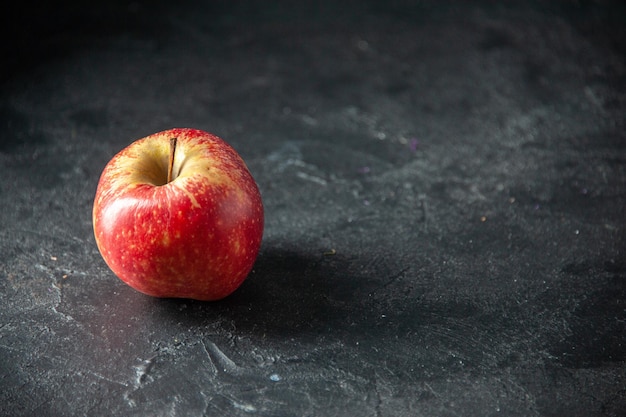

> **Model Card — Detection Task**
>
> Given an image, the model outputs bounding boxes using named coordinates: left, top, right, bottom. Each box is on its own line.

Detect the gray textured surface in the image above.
left=1, top=1, right=625, bottom=416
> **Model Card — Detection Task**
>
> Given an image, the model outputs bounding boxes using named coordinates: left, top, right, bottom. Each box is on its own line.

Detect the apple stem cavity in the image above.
left=167, top=137, right=177, bottom=184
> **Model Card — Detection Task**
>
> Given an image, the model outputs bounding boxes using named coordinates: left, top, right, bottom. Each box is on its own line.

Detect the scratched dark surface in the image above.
left=1, top=1, right=625, bottom=416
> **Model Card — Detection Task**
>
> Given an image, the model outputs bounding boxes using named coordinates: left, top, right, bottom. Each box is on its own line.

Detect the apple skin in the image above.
left=93, top=128, right=264, bottom=301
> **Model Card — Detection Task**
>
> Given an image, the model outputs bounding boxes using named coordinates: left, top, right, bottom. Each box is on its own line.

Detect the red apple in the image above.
left=93, top=128, right=264, bottom=301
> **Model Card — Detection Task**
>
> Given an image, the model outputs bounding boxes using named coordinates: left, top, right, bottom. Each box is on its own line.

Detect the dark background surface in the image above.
left=1, top=1, right=625, bottom=416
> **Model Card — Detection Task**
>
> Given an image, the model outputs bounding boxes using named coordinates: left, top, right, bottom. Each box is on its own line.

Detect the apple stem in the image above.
left=167, top=137, right=177, bottom=183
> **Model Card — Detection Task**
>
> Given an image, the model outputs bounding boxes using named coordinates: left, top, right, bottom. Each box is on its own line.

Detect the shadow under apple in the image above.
left=152, top=244, right=387, bottom=339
